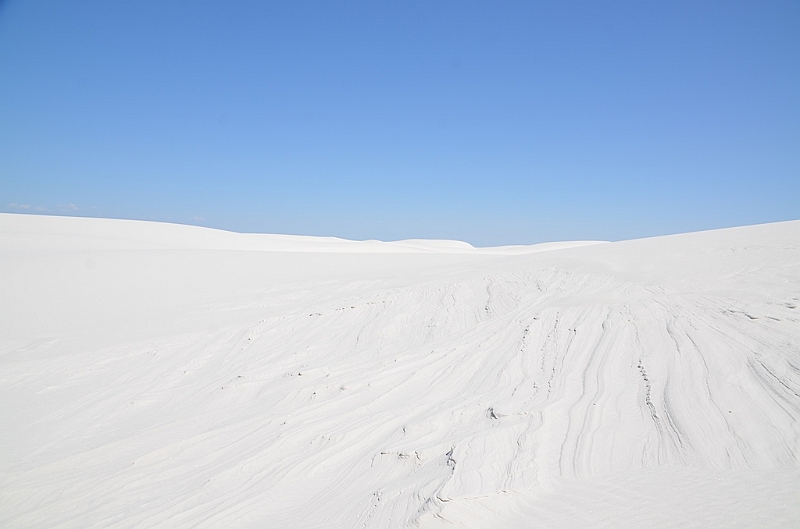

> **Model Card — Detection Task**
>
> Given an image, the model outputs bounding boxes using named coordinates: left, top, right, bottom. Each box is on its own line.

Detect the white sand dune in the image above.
left=1, top=213, right=799, bottom=528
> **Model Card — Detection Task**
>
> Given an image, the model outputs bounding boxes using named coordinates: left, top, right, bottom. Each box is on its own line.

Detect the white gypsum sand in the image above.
left=1, top=213, right=799, bottom=528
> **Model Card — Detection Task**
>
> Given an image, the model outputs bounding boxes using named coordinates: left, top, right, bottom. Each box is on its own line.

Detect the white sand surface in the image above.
left=1, top=213, right=799, bottom=528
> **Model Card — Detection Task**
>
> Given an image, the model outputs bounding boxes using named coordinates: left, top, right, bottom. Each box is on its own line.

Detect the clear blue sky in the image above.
left=1, top=1, right=798, bottom=245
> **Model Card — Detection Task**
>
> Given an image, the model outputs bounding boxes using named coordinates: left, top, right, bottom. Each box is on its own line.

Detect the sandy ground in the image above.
left=1, top=213, right=799, bottom=528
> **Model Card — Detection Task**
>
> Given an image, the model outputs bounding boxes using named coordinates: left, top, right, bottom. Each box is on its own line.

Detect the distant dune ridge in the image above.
left=1, top=213, right=799, bottom=528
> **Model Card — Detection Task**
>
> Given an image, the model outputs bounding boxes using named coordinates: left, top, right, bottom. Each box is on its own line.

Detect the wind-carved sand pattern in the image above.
left=1, top=213, right=799, bottom=528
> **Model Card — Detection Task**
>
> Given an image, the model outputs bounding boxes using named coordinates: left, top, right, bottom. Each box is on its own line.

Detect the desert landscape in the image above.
left=2, top=213, right=799, bottom=528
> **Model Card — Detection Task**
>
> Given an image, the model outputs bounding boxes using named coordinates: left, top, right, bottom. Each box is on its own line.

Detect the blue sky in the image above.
left=1, top=1, right=798, bottom=246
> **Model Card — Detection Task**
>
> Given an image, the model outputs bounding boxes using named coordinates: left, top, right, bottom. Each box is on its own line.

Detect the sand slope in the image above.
left=1, top=214, right=799, bottom=527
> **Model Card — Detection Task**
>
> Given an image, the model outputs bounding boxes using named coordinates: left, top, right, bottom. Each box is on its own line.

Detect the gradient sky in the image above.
left=1, top=1, right=798, bottom=246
